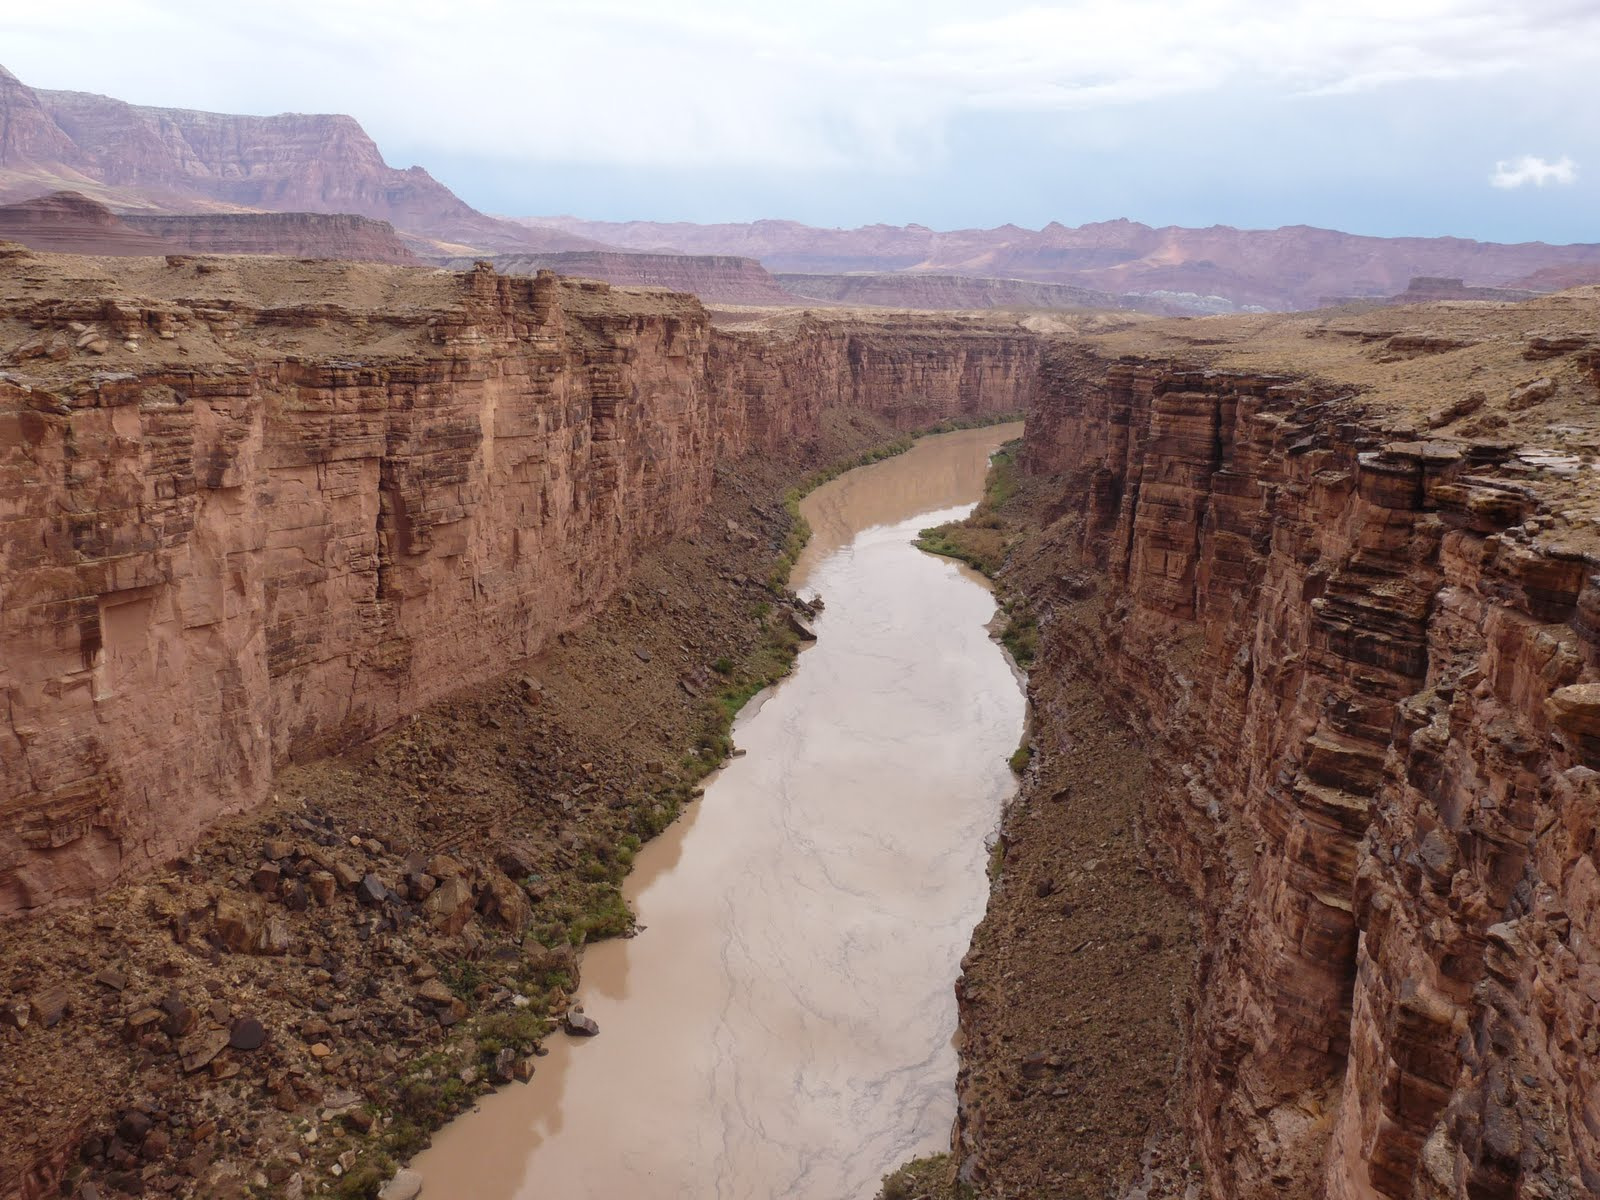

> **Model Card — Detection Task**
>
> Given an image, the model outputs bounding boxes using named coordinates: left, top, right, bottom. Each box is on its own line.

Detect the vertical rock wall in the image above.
left=0, top=266, right=1037, bottom=914
left=1017, top=345, right=1600, bottom=1198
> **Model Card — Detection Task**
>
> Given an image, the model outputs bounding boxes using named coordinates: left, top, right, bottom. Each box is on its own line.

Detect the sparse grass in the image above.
left=441, top=959, right=486, bottom=1003
left=914, top=442, right=1022, bottom=578
left=1009, top=743, right=1033, bottom=774
left=987, top=837, right=1006, bottom=880
left=999, top=609, right=1038, bottom=667
left=877, top=1153, right=977, bottom=1200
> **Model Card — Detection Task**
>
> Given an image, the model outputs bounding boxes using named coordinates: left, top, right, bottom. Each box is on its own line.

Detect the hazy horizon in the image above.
left=6, top=1, right=1597, bottom=244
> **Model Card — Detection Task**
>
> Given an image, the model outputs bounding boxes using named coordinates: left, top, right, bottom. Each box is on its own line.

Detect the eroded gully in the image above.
left=411, top=423, right=1028, bottom=1199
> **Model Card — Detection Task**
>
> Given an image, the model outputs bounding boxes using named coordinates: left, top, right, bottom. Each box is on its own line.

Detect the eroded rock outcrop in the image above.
left=982, top=339, right=1600, bottom=1197
left=0, top=252, right=1036, bottom=915
left=461, top=251, right=798, bottom=306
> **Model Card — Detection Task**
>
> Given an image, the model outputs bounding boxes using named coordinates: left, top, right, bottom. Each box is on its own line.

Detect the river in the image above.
left=411, top=422, right=1027, bottom=1199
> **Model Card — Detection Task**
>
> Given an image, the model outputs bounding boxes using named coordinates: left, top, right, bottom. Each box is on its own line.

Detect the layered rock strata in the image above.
left=980, top=343, right=1600, bottom=1197
left=120, top=210, right=419, bottom=264
left=0, top=252, right=1036, bottom=915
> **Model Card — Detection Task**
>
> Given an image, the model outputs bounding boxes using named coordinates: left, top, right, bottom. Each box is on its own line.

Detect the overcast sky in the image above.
left=6, top=1, right=1597, bottom=242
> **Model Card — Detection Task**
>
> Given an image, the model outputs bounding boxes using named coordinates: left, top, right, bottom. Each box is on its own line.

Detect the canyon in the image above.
left=1, top=235, right=1599, bottom=1200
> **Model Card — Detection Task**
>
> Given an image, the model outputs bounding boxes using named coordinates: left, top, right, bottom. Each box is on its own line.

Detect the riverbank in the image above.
left=887, top=468, right=1200, bottom=1200
left=0, top=412, right=1021, bottom=1200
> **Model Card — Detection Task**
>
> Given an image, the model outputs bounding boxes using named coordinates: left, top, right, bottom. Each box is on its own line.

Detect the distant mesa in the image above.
left=0, top=191, right=419, bottom=264
left=0, top=190, right=170, bottom=256
left=0, top=62, right=601, bottom=257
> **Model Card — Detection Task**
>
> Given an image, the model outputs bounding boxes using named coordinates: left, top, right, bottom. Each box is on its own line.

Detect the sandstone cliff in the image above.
left=0, top=252, right=1036, bottom=916
left=966, top=292, right=1600, bottom=1197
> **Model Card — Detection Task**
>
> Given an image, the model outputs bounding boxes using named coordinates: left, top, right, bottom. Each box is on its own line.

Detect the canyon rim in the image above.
left=3, top=13, right=1600, bottom=1200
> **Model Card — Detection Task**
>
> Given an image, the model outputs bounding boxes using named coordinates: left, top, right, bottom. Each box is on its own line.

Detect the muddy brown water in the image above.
left=412, top=423, right=1027, bottom=1199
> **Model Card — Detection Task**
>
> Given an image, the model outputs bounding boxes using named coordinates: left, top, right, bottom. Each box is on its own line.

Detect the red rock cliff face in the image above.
left=0, top=258, right=1036, bottom=915
left=1015, top=346, right=1600, bottom=1197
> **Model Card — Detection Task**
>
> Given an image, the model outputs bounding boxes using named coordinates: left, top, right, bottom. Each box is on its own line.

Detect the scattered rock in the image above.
left=29, top=986, right=71, bottom=1028
left=783, top=609, right=817, bottom=641
left=92, top=968, right=128, bottom=992
left=415, top=979, right=456, bottom=1008
left=1426, top=391, right=1485, bottom=429
left=425, top=876, right=475, bottom=934
left=479, top=873, right=532, bottom=932
left=215, top=891, right=288, bottom=955
left=356, top=874, right=389, bottom=907
left=491, top=1046, right=517, bottom=1083
left=1507, top=377, right=1556, bottom=410
left=332, top=861, right=363, bottom=891
left=308, top=871, right=337, bottom=906
left=252, top=863, right=282, bottom=892
left=178, top=1027, right=230, bottom=1073
left=496, top=846, right=537, bottom=879
left=116, top=1109, right=153, bottom=1142
left=229, top=1017, right=267, bottom=1051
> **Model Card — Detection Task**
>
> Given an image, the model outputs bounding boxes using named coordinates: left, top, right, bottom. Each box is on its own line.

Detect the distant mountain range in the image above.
left=515, top=216, right=1600, bottom=311
left=3, top=60, right=1600, bottom=311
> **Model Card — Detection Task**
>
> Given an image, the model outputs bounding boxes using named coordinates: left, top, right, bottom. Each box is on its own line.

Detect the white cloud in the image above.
left=3, top=0, right=1600, bottom=174
left=1490, top=154, right=1579, bottom=188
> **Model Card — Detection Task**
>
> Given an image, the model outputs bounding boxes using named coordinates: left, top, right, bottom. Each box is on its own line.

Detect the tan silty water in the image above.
left=412, top=423, right=1027, bottom=1199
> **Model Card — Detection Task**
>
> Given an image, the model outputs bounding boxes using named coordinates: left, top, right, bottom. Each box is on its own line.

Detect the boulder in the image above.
left=564, top=1010, right=600, bottom=1037
left=1547, top=684, right=1600, bottom=738
left=356, top=874, right=389, bottom=907
left=377, top=1169, right=424, bottom=1200
left=425, top=876, right=475, bottom=934
left=479, top=873, right=532, bottom=932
